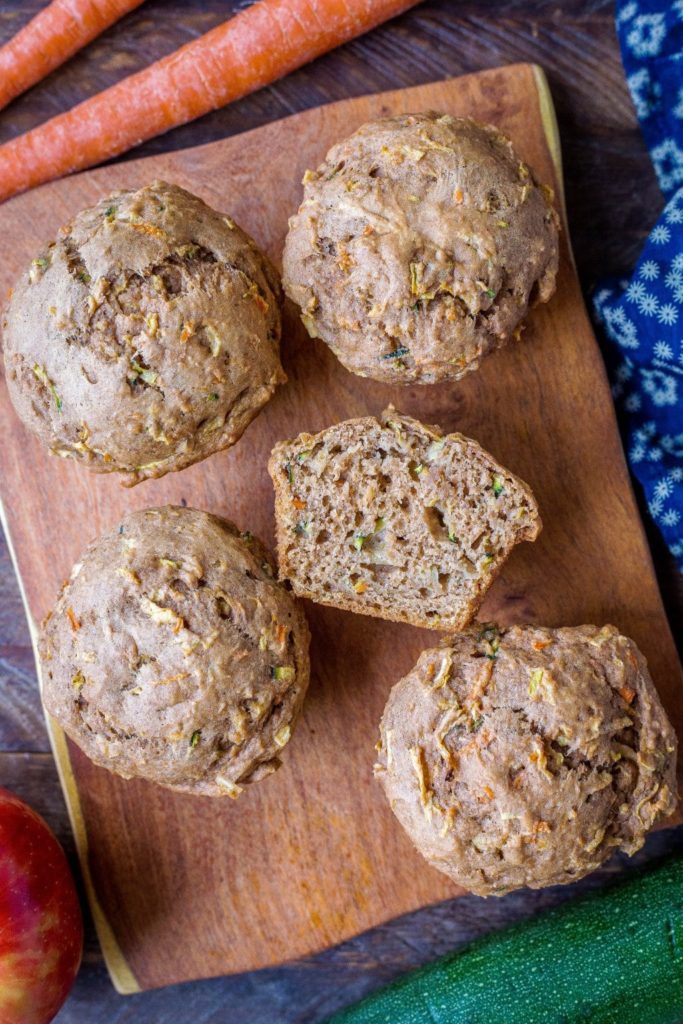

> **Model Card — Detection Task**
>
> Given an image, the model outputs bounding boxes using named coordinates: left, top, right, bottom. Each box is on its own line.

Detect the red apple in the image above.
left=0, top=788, right=82, bottom=1024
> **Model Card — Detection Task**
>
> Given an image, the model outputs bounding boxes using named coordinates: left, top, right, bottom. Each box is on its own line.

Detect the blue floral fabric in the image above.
left=592, top=0, right=683, bottom=567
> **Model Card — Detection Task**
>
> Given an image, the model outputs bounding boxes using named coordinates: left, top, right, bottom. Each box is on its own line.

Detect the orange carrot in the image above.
left=0, top=0, right=421, bottom=203
left=0, top=0, right=145, bottom=112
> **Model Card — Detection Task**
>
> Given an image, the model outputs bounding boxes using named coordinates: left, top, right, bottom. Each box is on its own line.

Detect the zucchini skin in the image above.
left=327, top=857, right=683, bottom=1024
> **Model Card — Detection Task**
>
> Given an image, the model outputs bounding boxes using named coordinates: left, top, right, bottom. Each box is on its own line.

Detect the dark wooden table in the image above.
left=1, top=1, right=682, bottom=1020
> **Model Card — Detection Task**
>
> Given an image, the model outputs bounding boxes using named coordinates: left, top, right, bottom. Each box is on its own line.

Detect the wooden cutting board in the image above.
left=0, top=63, right=681, bottom=994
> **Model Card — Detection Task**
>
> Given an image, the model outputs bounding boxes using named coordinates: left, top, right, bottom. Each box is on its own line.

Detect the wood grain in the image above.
left=0, top=61, right=681, bottom=994
left=0, top=3, right=681, bottom=1020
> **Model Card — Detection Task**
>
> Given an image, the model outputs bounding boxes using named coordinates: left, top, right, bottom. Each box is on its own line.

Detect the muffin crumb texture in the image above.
left=269, top=408, right=540, bottom=630
left=40, top=506, right=310, bottom=797
left=376, top=624, right=677, bottom=894
left=3, top=180, right=285, bottom=483
left=283, top=112, right=559, bottom=384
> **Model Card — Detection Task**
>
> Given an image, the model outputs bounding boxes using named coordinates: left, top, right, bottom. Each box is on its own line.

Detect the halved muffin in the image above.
left=269, top=408, right=540, bottom=629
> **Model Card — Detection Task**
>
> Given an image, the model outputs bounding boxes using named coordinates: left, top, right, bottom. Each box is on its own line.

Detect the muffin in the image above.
left=40, top=507, right=310, bottom=797
left=3, top=181, right=285, bottom=484
left=375, top=624, right=677, bottom=895
left=283, top=113, right=559, bottom=384
left=269, top=408, right=540, bottom=630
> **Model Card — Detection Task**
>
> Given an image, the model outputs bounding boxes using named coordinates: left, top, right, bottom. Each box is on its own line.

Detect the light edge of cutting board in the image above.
left=0, top=494, right=141, bottom=995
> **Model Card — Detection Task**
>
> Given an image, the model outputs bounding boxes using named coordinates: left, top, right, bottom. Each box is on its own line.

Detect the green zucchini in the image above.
left=327, top=857, right=683, bottom=1024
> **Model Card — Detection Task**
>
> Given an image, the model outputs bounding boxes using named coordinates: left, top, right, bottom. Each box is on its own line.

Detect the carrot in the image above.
left=0, top=0, right=145, bottom=112
left=0, top=0, right=421, bottom=203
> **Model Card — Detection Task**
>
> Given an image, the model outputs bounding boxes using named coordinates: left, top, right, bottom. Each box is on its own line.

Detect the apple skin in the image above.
left=0, top=788, right=83, bottom=1024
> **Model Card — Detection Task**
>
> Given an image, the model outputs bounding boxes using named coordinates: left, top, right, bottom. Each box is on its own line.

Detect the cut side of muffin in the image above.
left=268, top=408, right=540, bottom=630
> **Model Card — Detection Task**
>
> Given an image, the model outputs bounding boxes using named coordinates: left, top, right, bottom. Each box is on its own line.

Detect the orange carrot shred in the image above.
left=127, top=221, right=167, bottom=238
left=293, top=498, right=307, bottom=510
left=66, top=606, right=80, bottom=631
left=0, top=0, right=422, bottom=203
left=0, top=0, right=145, bottom=113
left=179, top=322, right=195, bottom=344
left=619, top=685, right=636, bottom=705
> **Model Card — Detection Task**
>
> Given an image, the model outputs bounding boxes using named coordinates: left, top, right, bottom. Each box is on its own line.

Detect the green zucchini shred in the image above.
left=32, top=364, right=62, bottom=412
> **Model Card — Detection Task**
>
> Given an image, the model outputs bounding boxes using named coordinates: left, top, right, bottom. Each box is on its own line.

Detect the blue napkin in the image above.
left=592, top=0, right=683, bottom=568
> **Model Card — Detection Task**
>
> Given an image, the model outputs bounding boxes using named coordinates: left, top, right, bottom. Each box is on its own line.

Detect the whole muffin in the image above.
left=3, top=181, right=285, bottom=484
left=375, top=624, right=677, bottom=895
left=40, top=507, right=310, bottom=797
left=283, top=113, right=559, bottom=384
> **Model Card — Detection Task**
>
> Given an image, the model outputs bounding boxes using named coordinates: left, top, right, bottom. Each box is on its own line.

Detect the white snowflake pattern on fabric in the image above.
left=618, top=0, right=638, bottom=23
left=639, top=292, right=660, bottom=315
left=626, top=13, right=667, bottom=57
left=628, top=67, right=661, bottom=118
left=593, top=286, right=613, bottom=309
left=658, top=302, right=678, bottom=323
left=640, top=258, right=660, bottom=279
left=663, top=436, right=683, bottom=458
left=641, top=368, right=678, bottom=406
left=626, top=279, right=647, bottom=303
left=600, top=304, right=640, bottom=349
left=655, top=476, right=674, bottom=499
left=599, top=2, right=683, bottom=568
left=665, top=186, right=683, bottom=220
left=655, top=339, right=675, bottom=359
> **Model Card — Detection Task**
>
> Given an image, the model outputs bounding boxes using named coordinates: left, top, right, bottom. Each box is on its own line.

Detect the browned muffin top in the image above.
left=376, top=623, right=676, bottom=894
left=41, top=506, right=310, bottom=797
left=3, top=180, right=285, bottom=483
left=283, top=113, right=559, bottom=384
